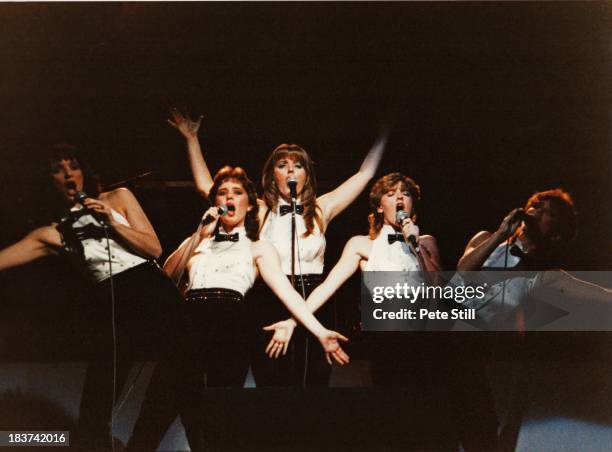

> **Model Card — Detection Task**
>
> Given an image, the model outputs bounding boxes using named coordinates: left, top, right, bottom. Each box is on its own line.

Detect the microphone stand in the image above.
left=290, top=196, right=297, bottom=286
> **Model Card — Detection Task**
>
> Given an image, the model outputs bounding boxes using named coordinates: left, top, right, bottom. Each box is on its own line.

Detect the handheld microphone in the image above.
left=287, top=177, right=298, bottom=201
left=396, top=210, right=418, bottom=249
left=201, top=205, right=228, bottom=226
left=75, top=191, right=107, bottom=226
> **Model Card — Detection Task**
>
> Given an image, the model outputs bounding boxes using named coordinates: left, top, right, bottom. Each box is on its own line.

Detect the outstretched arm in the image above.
left=254, top=240, right=349, bottom=364
left=0, top=226, right=61, bottom=272
left=263, top=236, right=366, bottom=358
left=168, top=108, right=213, bottom=198
left=318, top=132, right=387, bottom=224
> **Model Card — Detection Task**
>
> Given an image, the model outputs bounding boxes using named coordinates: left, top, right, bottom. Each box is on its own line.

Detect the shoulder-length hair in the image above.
left=37, top=143, right=101, bottom=223
left=261, top=143, right=323, bottom=236
left=524, top=188, right=577, bottom=245
left=208, top=166, right=260, bottom=241
left=368, top=173, right=421, bottom=239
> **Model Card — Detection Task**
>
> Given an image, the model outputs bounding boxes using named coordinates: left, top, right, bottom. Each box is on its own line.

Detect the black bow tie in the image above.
left=279, top=204, right=304, bottom=216
left=214, top=233, right=239, bottom=242
left=387, top=233, right=406, bottom=244
left=509, top=245, right=527, bottom=259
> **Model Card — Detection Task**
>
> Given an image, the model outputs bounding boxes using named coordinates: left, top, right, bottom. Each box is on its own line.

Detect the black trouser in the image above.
left=73, top=261, right=185, bottom=450
left=127, top=288, right=250, bottom=451
left=249, top=274, right=335, bottom=387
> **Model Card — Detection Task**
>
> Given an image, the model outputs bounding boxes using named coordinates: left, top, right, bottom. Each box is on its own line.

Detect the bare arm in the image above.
left=305, top=236, right=366, bottom=314
left=0, top=226, right=61, bottom=272
left=457, top=208, right=525, bottom=271
left=318, top=133, right=387, bottom=225
left=254, top=240, right=349, bottom=363
left=168, top=109, right=213, bottom=197
left=163, top=207, right=221, bottom=282
left=86, top=188, right=162, bottom=259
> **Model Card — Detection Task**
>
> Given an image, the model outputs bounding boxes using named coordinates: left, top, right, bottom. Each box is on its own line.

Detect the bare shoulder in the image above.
left=100, top=187, right=136, bottom=204
left=346, top=235, right=372, bottom=258
left=100, top=187, right=142, bottom=215
left=251, top=238, right=275, bottom=259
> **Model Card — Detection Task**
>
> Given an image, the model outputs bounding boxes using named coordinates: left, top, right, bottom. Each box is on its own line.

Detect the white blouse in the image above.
left=259, top=198, right=326, bottom=275
left=186, top=227, right=257, bottom=296
left=363, top=225, right=420, bottom=272
left=71, top=207, right=147, bottom=282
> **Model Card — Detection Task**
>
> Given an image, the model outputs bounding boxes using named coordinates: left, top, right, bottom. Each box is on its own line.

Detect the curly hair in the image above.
left=367, top=173, right=421, bottom=239
left=208, top=166, right=260, bottom=241
left=261, top=144, right=323, bottom=236
left=524, top=188, right=577, bottom=245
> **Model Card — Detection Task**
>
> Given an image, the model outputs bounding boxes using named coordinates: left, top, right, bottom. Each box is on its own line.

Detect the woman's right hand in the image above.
left=167, top=108, right=203, bottom=140
left=199, top=206, right=221, bottom=239
left=495, top=208, right=525, bottom=241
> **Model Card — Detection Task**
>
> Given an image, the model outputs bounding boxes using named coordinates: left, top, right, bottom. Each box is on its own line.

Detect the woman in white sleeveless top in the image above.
left=168, top=109, right=385, bottom=386
left=263, top=173, right=440, bottom=375
left=0, top=143, right=184, bottom=450
left=127, top=166, right=349, bottom=451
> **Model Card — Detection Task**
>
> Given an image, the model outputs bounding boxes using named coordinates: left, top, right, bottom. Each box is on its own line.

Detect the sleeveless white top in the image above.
left=459, top=238, right=538, bottom=326
left=186, top=227, right=257, bottom=296
left=70, top=207, right=147, bottom=282
left=259, top=198, right=325, bottom=275
left=363, top=225, right=420, bottom=272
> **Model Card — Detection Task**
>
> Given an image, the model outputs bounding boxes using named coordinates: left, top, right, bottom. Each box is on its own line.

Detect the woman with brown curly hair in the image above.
left=263, top=172, right=441, bottom=377
left=168, top=109, right=385, bottom=387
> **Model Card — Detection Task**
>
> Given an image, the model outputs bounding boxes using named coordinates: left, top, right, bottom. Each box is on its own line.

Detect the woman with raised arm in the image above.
left=263, top=173, right=440, bottom=372
left=127, top=166, right=349, bottom=451
left=0, top=143, right=184, bottom=450
left=168, top=108, right=385, bottom=386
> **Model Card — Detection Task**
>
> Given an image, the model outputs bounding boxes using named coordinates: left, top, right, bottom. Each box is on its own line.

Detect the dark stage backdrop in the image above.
left=0, top=3, right=609, bottom=358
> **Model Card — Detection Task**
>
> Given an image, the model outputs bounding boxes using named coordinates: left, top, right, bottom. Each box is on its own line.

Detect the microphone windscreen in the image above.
left=396, top=210, right=409, bottom=224
left=74, top=191, right=88, bottom=204
left=218, top=205, right=229, bottom=216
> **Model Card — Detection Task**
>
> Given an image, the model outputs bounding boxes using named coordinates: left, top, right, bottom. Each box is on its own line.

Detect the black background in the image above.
left=0, top=2, right=609, bottom=358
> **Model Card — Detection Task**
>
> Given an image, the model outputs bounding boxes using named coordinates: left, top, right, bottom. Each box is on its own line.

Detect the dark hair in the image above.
left=261, top=144, right=323, bottom=236
left=36, top=143, right=101, bottom=223
left=368, top=173, right=421, bottom=239
left=43, top=143, right=100, bottom=196
left=524, top=188, right=577, bottom=245
left=208, top=166, right=259, bottom=241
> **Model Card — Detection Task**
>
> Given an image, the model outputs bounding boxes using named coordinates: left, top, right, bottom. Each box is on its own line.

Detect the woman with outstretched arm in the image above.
left=168, top=108, right=385, bottom=387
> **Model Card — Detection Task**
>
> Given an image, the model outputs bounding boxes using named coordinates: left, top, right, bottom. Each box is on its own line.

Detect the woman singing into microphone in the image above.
left=126, top=166, right=349, bottom=451
left=168, top=109, right=385, bottom=387
left=0, top=143, right=185, bottom=450
left=263, top=172, right=441, bottom=383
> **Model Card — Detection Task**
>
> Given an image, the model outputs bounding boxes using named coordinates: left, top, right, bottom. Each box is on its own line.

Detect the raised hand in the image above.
left=82, top=197, right=114, bottom=225
left=263, top=319, right=297, bottom=358
left=199, top=206, right=221, bottom=239
left=400, top=217, right=420, bottom=244
left=318, top=330, right=350, bottom=365
left=167, top=108, right=203, bottom=140
left=496, top=208, right=525, bottom=241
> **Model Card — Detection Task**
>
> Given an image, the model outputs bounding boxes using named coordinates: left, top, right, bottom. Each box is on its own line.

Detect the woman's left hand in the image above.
left=83, top=198, right=114, bottom=225
left=263, top=319, right=296, bottom=358
left=319, top=330, right=350, bottom=365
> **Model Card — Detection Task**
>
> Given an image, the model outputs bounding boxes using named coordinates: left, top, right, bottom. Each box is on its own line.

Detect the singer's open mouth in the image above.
left=65, top=181, right=77, bottom=191
left=227, top=205, right=236, bottom=212
left=396, top=203, right=404, bottom=211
